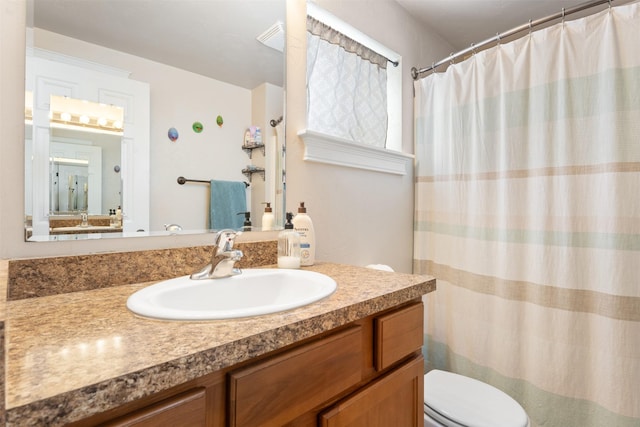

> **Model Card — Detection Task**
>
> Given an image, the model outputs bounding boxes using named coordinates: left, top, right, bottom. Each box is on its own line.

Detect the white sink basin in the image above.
left=127, top=269, right=337, bottom=320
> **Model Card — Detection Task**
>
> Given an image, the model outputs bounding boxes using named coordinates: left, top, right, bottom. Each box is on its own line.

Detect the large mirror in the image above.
left=25, top=0, right=286, bottom=241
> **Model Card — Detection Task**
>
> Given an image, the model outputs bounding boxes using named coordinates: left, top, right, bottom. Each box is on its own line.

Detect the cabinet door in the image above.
left=229, top=326, right=363, bottom=427
left=319, top=356, right=424, bottom=427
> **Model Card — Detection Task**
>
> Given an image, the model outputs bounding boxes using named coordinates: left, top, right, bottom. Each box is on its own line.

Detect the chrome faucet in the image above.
left=190, top=229, right=243, bottom=280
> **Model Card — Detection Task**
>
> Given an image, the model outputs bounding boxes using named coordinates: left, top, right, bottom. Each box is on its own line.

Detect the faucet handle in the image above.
left=215, top=229, right=242, bottom=251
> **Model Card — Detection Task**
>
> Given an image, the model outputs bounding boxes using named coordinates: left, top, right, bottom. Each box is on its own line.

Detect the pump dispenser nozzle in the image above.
left=237, top=211, right=252, bottom=231
left=285, top=212, right=294, bottom=228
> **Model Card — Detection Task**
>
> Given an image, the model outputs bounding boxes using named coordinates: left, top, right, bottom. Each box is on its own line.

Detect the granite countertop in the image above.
left=49, top=225, right=122, bottom=235
left=0, top=261, right=7, bottom=321
left=5, top=262, right=435, bottom=426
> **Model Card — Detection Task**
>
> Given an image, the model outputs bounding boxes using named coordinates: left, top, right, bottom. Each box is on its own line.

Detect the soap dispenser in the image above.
left=237, top=211, right=252, bottom=231
left=115, top=205, right=123, bottom=228
left=278, top=213, right=301, bottom=269
left=109, top=209, right=117, bottom=227
left=292, top=202, right=315, bottom=266
left=261, top=202, right=274, bottom=231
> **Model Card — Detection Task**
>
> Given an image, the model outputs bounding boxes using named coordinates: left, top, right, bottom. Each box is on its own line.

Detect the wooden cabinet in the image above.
left=73, top=301, right=424, bottom=427
left=375, top=302, right=424, bottom=371
left=229, top=326, right=363, bottom=427
left=319, top=302, right=424, bottom=427
left=319, top=356, right=424, bottom=427
left=102, top=388, right=207, bottom=427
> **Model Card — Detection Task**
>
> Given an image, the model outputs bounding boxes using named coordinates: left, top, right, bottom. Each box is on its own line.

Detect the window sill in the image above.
left=298, top=129, right=413, bottom=175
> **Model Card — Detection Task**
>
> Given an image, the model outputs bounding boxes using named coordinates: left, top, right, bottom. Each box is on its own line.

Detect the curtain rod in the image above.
left=411, top=0, right=614, bottom=80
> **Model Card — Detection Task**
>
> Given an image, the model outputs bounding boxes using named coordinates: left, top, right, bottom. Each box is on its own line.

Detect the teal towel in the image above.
left=210, top=180, right=247, bottom=230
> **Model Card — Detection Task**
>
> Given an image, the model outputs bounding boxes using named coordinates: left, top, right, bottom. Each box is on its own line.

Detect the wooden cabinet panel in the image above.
left=319, top=355, right=424, bottom=427
left=374, top=302, right=423, bottom=371
left=102, top=387, right=206, bottom=427
left=229, top=326, right=363, bottom=427
left=72, top=300, right=427, bottom=427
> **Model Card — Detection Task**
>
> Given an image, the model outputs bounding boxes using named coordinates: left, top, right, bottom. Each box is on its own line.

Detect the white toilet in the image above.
left=423, top=370, right=530, bottom=427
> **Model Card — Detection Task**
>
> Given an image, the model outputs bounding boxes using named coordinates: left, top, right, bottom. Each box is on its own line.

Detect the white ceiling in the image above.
left=396, top=0, right=634, bottom=50
left=32, top=0, right=285, bottom=90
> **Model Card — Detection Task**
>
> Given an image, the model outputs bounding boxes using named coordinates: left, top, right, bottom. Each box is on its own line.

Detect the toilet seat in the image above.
left=424, top=370, right=529, bottom=427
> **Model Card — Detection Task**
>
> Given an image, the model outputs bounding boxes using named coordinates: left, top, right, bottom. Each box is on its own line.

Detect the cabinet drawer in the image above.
left=103, top=387, right=206, bottom=427
left=374, top=302, right=423, bottom=371
left=229, top=326, right=363, bottom=427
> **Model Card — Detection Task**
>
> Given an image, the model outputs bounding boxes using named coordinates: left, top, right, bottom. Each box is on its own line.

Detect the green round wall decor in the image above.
left=192, top=121, right=204, bottom=133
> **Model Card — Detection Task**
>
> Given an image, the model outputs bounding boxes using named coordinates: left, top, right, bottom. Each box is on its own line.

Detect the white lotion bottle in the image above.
left=262, top=202, right=274, bottom=231
left=292, top=202, right=315, bottom=266
left=278, top=212, right=301, bottom=269
left=116, top=205, right=123, bottom=228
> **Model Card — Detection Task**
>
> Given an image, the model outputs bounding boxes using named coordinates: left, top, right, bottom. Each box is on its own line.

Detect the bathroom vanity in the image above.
left=3, top=257, right=435, bottom=426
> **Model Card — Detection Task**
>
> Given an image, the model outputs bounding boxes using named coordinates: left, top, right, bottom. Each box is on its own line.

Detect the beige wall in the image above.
left=285, top=0, right=452, bottom=272
left=0, top=0, right=452, bottom=271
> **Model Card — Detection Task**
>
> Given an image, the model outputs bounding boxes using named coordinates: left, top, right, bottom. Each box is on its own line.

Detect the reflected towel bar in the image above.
left=270, top=116, right=283, bottom=127
left=177, top=176, right=249, bottom=187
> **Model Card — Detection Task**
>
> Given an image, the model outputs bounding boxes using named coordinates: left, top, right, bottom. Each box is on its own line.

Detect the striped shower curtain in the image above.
left=413, top=3, right=640, bottom=427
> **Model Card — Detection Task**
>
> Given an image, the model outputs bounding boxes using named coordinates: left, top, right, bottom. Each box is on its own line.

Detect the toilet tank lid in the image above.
left=424, top=370, right=528, bottom=427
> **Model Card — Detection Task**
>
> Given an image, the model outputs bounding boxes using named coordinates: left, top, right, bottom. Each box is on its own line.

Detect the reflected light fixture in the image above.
left=49, top=95, right=124, bottom=135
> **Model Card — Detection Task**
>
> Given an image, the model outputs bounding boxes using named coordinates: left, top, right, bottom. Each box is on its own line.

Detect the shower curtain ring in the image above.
left=450, top=53, right=455, bottom=65
left=431, top=62, right=436, bottom=75
left=561, top=7, right=566, bottom=24
left=496, top=32, right=501, bottom=45
left=528, top=19, right=533, bottom=34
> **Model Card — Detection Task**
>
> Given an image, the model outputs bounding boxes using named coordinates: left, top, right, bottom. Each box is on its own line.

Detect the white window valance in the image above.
left=306, top=17, right=389, bottom=69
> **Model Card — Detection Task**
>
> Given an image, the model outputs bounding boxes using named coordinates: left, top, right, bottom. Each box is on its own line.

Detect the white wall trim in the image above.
left=30, top=46, right=132, bottom=78
left=298, top=129, right=413, bottom=175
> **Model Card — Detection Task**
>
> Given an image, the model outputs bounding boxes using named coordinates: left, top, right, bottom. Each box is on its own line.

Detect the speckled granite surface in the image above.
left=1, top=261, right=7, bottom=426
left=0, top=261, right=7, bottom=320
left=5, top=262, right=435, bottom=426
left=7, top=240, right=277, bottom=300
left=49, top=216, right=111, bottom=228
left=0, top=320, right=4, bottom=427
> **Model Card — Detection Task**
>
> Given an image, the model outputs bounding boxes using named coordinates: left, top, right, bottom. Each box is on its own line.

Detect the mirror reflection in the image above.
left=25, top=0, right=285, bottom=241
left=49, top=96, right=124, bottom=216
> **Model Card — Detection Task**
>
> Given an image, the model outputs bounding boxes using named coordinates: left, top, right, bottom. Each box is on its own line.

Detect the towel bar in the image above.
left=177, top=176, right=249, bottom=187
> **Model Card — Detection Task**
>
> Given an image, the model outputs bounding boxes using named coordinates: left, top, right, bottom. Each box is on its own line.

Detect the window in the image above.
left=299, top=3, right=410, bottom=175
